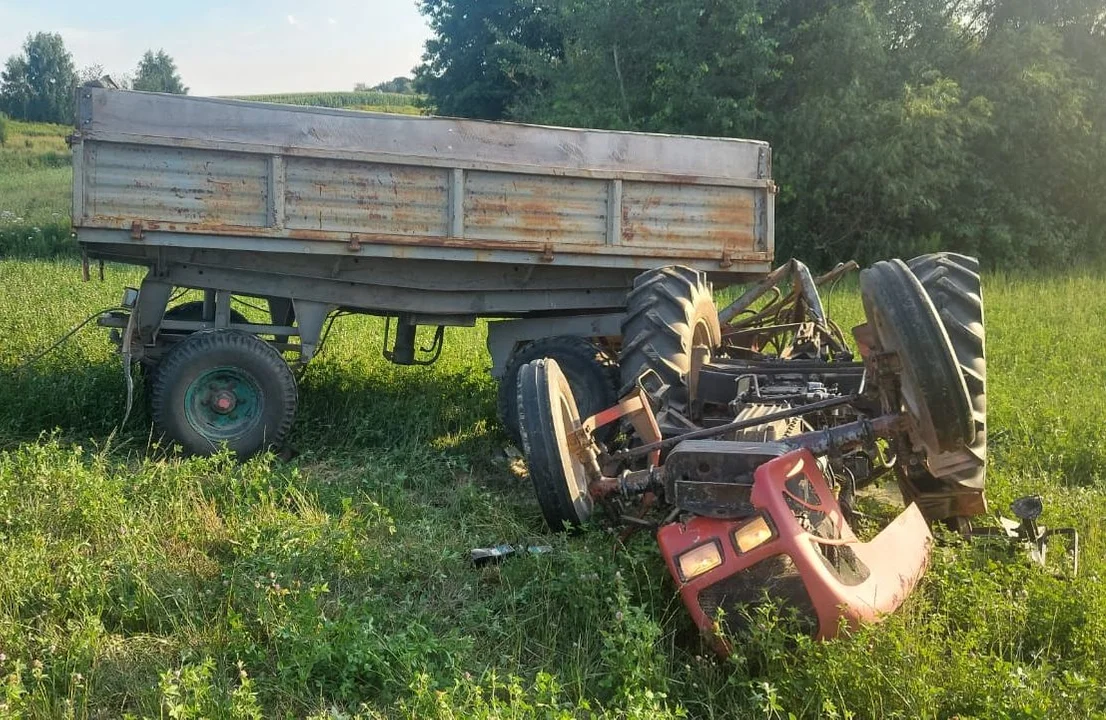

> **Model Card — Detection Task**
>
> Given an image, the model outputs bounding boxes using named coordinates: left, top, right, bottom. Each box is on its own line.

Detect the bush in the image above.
left=0, top=112, right=8, bottom=146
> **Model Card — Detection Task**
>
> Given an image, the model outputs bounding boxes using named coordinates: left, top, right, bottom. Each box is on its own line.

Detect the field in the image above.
left=2, top=122, right=1106, bottom=718
left=226, top=92, right=423, bottom=116
left=0, top=119, right=75, bottom=257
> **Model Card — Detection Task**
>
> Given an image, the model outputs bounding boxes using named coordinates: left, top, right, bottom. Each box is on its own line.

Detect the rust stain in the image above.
left=78, top=217, right=770, bottom=265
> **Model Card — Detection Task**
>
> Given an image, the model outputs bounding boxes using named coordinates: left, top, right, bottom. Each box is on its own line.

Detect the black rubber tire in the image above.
left=907, top=253, right=987, bottom=493
left=859, top=259, right=974, bottom=457
left=497, top=337, right=618, bottom=446
left=618, top=266, right=722, bottom=397
left=517, top=358, right=598, bottom=531
left=150, top=329, right=297, bottom=458
left=162, top=300, right=249, bottom=335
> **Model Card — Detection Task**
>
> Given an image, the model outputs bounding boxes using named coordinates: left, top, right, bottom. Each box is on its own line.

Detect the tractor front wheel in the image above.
left=860, top=259, right=974, bottom=457
left=517, top=358, right=600, bottom=531
left=498, top=336, right=618, bottom=446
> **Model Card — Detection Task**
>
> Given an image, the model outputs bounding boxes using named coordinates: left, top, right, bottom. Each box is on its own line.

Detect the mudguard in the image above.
left=657, top=449, right=931, bottom=651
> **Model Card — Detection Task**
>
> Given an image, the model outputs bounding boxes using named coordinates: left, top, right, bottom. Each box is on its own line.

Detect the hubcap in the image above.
left=184, top=366, right=263, bottom=441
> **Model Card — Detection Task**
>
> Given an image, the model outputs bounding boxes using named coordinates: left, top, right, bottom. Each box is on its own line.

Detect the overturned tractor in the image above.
left=515, top=254, right=987, bottom=648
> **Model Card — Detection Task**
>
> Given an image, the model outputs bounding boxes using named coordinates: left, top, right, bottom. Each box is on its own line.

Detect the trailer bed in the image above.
left=72, top=88, right=774, bottom=281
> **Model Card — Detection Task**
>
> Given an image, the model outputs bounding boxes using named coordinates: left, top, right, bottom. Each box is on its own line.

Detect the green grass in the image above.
left=0, top=259, right=1105, bottom=718
left=0, top=120, right=74, bottom=257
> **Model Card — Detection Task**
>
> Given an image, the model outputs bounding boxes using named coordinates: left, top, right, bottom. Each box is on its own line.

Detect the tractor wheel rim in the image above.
left=692, top=318, right=714, bottom=360
left=556, top=392, right=588, bottom=498
left=184, top=366, right=264, bottom=441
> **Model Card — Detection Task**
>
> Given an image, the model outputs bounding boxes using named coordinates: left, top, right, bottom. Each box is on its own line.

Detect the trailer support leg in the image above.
left=389, top=319, right=418, bottom=365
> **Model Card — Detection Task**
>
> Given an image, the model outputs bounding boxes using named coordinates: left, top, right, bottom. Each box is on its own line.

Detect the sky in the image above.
left=0, top=0, right=433, bottom=96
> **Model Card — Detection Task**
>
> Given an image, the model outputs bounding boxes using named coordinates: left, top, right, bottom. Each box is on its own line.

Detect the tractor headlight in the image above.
left=675, top=540, right=723, bottom=581
left=732, top=514, right=775, bottom=554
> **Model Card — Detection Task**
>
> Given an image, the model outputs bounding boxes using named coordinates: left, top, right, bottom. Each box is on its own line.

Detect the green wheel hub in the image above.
left=184, top=366, right=264, bottom=441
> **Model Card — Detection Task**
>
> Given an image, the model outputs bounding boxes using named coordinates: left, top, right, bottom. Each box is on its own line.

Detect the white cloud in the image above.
left=287, top=14, right=297, bottom=25
left=327, top=17, right=337, bottom=25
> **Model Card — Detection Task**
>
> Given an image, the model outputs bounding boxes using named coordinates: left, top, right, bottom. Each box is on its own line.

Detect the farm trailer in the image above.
left=70, top=87, right=774, bottom=456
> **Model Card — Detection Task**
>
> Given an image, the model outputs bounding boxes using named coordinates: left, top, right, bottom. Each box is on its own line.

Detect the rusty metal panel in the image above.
left=621, top=182, right=757, bottom=251
left=80, top=88, right=769, bottom=181
left=464, top=171, right=608, bottom=245
left=74, top=88, right=776, bottom=278
left=88, top=142, right=268, bottom=227
left=284, top=157, right=449, bottom=236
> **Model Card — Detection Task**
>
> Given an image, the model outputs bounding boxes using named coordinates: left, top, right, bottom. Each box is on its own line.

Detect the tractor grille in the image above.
left=785, top=475, right=870, bottom=586
left=697, top=554, right=818, bottom=636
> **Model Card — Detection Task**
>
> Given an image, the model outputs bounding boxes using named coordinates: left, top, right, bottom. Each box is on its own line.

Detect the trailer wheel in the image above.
left=517, top=358, right=599, bottom=531
left=150, top=330, right=297, bottom=458
left=142, top=302, right=254, bottom=410
left=497, top=337, right=618, bottom=446
left=619, top=266, right=721, bottom=397
left=906, top=253, right=987, bottom=518
left=860, top=259, right=974, bottom=459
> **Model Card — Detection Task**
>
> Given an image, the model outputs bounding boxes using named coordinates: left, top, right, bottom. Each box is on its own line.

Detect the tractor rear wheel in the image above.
left=151, top=330, right=297, bottom=458
left=859, top=259, right=974, bottom=458
left=497, top=336, right=618, bottom=446
left=906, top=252, right=987, bottom=519
left=517, top=358, right=599, bottom=531
left=618, top=266, right=721, bottom=397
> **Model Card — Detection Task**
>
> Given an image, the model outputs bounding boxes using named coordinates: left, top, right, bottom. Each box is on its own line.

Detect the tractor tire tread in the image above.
left=907, top=252, right=987, bottom=490
left=618, top=266, right=721, bottom=397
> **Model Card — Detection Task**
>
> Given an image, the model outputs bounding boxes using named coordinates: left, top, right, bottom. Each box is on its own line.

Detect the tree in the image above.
left=132, top=50, right=187, bottom=94
left=509, top=0, right=789, bottom=135
left=361, top=76, right=415, bottom=93
left=417, top=0, right=1106, bottom=268
left=78, top=63, right=105, bottom=85
left=415, top=0, right=562, bottom=118
left=0, top=33, right=76, bottom=123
